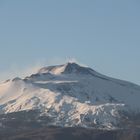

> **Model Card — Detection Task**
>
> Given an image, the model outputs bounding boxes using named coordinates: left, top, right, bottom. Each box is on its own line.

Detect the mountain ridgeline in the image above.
left=0, top=62, right=140, bottom=139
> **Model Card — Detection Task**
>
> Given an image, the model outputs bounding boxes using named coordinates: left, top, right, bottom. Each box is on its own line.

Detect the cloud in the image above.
left=0, top=64, right=42, bottom=83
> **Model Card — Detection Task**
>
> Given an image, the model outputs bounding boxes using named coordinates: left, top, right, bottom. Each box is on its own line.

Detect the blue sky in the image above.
left=0, top=0, right=140, bottom=85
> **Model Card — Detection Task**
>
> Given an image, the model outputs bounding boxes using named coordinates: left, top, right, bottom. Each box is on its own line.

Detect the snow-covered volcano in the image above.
left=0, top=62, right=140, bottom=129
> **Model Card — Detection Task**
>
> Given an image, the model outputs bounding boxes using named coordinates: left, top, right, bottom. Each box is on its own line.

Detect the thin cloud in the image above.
left=0, top=57, right=85, bottom=83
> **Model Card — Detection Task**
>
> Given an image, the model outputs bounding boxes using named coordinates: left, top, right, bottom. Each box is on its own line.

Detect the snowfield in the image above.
left=0, top=62, right=140, bottom=129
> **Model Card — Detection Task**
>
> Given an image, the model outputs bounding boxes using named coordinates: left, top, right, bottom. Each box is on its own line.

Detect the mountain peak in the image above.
left=62, top=62, right=91, bottom=74
left=1, top=62, right=140, bottom=130
left=38, top=62, right=93, bottom=75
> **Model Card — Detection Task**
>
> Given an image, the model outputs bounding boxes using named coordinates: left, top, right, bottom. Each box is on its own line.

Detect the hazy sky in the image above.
left=0, top=0, right=140, bottom=85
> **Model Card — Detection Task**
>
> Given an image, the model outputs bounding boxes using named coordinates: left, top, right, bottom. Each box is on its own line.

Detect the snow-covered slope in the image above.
left=0, top=62, right=140, bottom=129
